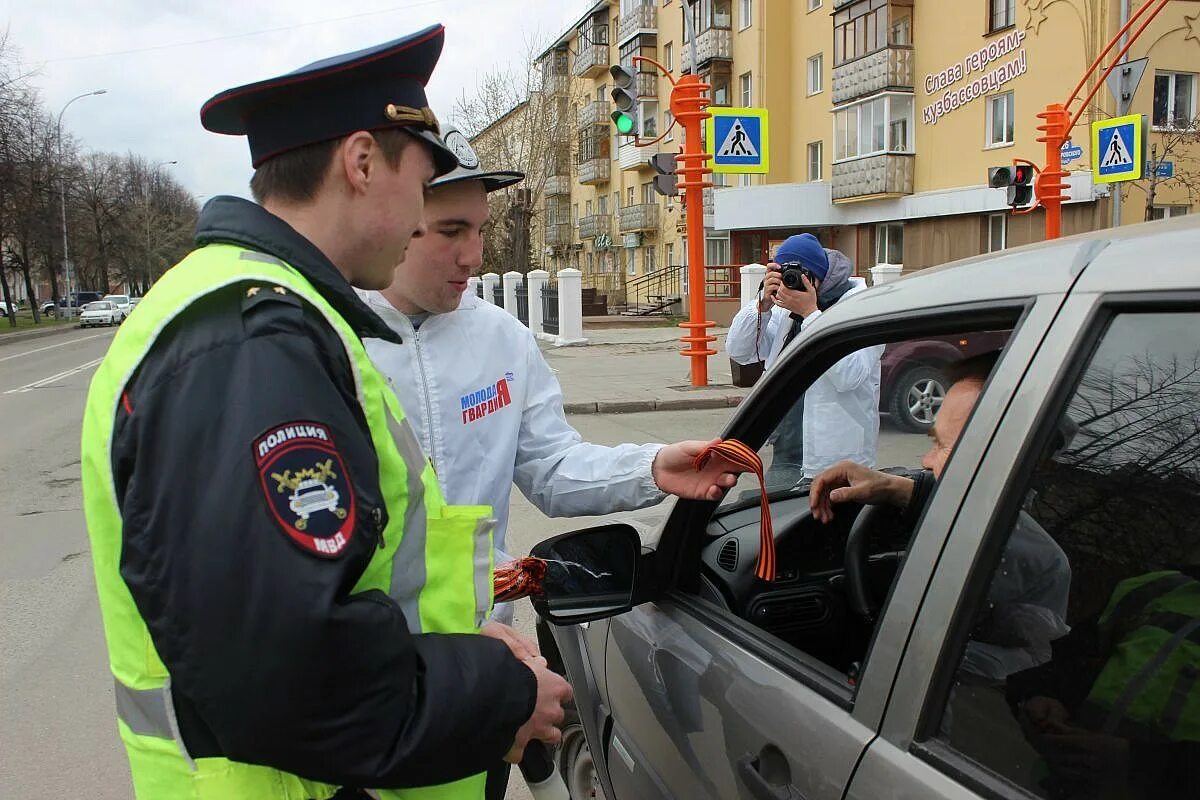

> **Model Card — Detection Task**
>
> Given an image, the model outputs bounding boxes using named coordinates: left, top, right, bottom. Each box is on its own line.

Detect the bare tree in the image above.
left=1134, top=114, right=1200, bottom=221
left=451, top=36, right=581, bottom=275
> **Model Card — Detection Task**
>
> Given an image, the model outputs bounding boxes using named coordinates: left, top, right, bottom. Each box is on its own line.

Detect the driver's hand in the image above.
left=809, top=461, right=915, bottom=523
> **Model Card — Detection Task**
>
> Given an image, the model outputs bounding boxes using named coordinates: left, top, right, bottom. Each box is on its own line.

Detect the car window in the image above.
left=926, top=311, right=1200, bottom=798
left=700, top=324, right=1013, bottom=687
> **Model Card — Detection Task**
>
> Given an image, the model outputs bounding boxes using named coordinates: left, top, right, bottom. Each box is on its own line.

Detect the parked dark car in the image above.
left=42, top=291, right=104, bottom=317
left=880, top=331, right=1010, bottom=432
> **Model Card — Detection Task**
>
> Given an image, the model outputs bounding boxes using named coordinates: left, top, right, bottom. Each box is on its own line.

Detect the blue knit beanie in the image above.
left=774, top=234, right=829, bottom=281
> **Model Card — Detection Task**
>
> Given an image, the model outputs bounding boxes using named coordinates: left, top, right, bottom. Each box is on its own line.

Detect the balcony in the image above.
left=832, top=46, right=914, bottom=105
left=541, top=49, right=570, bottom=94
left=831, top=153, right=914, bottom=201
left=635, top=71, right=658, bottom=98
left=543, top=174, right=571, bottom=196
left=577, top=100, right=611, bottom=128
left=578, top=214, right=612, bottom=240
left=619, top=203, right=660, bottom=233
left=578, top=157, right=611, bottom=185
left=544, top=222, right=573, bottom=247
left=618, top=2, right=656, bottom=44
left=574, top=42, right=610, bottom=78
left=618, top=140, right=660, bottom=171
left=681, top=29, right=732, bottom=72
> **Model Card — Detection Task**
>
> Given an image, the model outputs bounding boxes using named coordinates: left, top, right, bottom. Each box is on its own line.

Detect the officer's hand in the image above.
left=653, top=439, right=742, bottom=501
left=505, top=659, right=573, bottom=764
left=809, top=460, right=914, bottom=523
left=480, top=621, right=539, bottom=661
left=758, top=265, right=783, bottom=313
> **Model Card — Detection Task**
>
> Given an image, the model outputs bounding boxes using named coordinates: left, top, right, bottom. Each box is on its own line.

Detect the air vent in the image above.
left=717, top=537, right=739, bottom=572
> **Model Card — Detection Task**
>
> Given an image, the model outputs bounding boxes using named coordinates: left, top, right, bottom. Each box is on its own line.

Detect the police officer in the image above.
left=80, top=25, right=571, bottom=800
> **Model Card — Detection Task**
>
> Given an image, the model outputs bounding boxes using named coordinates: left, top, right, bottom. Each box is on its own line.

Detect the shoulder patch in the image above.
left=254, top=421, right=356, bottom=558
left=242, top=283, right=303, bottom=315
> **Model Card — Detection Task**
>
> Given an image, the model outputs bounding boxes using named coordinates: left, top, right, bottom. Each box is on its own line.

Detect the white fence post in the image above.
left=526, top=269, right=548, bottom=335
left=740, top=263, right=767, bottom=309
left=555, top=268, right=588, bottom=346
left=869, top=264, right=903, bottom=286
left=502, top=271, right=522, bottom=318
left=481, top=272, right=500, bottom=304
left=467, top=276, right=481, bottom=300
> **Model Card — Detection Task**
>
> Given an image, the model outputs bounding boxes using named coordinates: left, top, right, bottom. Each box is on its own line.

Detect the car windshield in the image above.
left=105, top=296, right=128, bottom=304
left=88, top=302, right=112, bottom=310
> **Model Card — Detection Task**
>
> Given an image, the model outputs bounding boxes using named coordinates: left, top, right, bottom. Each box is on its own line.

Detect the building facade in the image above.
left=477, top=0, right=1198, bottom=305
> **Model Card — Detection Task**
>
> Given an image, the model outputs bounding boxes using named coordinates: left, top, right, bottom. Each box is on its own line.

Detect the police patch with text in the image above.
left=254, top=421, right=356, bottom=558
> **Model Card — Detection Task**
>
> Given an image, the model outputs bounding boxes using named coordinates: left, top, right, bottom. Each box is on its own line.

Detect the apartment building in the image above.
left=478, top=0, right=1198, bottom=304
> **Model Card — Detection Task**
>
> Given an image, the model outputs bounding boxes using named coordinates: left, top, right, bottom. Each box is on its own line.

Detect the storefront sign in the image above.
left=921, top=29, right=1029, bottom=125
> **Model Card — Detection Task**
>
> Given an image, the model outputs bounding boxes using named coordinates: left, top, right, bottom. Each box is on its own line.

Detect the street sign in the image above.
left=1092, top=114, right=1144, bottom=183
left=1060, top=140, right=1083, bottom=164
left=705, top=107, right=769, bottom=174
left=1147, top=160, right=1174, bottom=179
left=1105, top=57, right=1149, bottom=109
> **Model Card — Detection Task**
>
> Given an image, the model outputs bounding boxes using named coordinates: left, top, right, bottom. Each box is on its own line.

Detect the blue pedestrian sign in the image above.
left=706, top=107, right=770, bottom=174
left=1091, top=114, right=1144, bottom=183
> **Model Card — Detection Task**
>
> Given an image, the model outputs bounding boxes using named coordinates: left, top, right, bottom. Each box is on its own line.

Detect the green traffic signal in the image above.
left=614, top=113, right=635, bottom=134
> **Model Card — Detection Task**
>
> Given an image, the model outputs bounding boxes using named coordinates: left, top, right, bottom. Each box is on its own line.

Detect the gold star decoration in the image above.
left=1024, top=0, right=1049, bottom=34
left=246, top=286, right=260, bottom=297
left=272, top=286, right=288, bottom=295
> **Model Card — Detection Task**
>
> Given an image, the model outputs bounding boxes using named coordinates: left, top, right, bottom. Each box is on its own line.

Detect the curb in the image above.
left=564, top=395, right=746, bottom=415
left=0, top=324, right=81, bottom=347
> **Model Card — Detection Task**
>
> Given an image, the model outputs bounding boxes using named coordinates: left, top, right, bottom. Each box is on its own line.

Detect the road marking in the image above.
left=4, top=357, right=105, bottom=394
left=0, top=332, right=111, bottom=363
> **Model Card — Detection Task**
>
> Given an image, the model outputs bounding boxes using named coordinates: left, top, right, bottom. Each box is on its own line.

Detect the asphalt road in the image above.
left=0, top=330, right=928, bottom=799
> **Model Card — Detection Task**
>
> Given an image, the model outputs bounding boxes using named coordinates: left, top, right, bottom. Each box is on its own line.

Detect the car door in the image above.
left=846, top=220, right=1200, bottom=800
left=596, top=279, right=1067, bottom=800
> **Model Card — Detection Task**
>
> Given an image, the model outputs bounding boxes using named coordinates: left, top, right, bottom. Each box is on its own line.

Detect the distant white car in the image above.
left=102, top=294, right=132, bottom=322
left=0, top=301, right=13, bottom=317
left=79, top=301, right=119, bottom=328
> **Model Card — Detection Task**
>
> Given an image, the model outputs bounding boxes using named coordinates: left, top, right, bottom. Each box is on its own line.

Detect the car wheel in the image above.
left=558, top=705, right=606, bottom=800
left=889, top=364, right=947, bottom=433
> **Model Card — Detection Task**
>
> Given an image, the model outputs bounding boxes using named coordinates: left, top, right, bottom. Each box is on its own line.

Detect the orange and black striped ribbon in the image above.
left=694, top=439, right=776, bottom=581
left=493, top=556, right=549, bottom=603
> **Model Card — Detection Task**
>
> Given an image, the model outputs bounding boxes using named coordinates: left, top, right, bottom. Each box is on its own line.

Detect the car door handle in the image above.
left=736, top=753, right=805, bottom=800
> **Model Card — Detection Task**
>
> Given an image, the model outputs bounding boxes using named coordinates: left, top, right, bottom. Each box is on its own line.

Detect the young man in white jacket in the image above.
left=361, top=129, right=740, bottom=625
left=726, top=234, right=884, bottom=483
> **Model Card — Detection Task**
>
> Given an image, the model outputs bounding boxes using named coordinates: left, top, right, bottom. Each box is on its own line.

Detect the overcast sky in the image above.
left=3, top=0, right=589, bottom=202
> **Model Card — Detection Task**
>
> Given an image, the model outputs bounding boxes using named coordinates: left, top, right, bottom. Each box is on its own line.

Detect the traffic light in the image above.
left=610, top=64, right=639, bottom=137
left=649, top=152, right=677, bottom=196
left=988, top=164, right=1034, bottom=207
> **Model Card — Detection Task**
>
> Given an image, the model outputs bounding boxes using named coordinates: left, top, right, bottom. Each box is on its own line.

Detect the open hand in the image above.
left=652, top=439, right=743, bottom=501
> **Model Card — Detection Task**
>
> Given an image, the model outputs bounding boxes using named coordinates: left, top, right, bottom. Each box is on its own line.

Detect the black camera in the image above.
left=778, top=262, right=816, bottom=291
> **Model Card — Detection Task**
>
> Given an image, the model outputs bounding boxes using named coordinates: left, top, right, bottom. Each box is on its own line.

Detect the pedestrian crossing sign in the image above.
left=1092, top=114, right=1144, bottom=183
left=706, top=107, right=769, bottom=174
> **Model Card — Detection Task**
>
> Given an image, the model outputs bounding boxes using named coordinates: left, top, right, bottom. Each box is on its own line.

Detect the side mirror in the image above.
left=530, top=523, right=641, bottom=625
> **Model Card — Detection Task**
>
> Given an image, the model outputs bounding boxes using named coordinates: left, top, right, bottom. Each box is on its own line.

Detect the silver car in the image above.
left=534, top=215, right=1200, bottom=800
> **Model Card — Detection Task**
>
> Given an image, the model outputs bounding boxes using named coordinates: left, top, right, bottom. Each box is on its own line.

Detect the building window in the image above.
left=1153, top=71, right=1196, bottom=129
left=690, top=0, right=732, bottom=34
left=619, top=34, right=658, bottom=76
left=1149, top=204, right=1190, bottom=220
left=706, top=234, right=730, bottom=265
left=988, top=0, right=1015, bottom=33
left=986, top=91, right=1015, bottom=147
left=666, top=242, right=675, bottom=265
left=596, top=84, right=607, bottom=103
left=663, top=110, right=674, bottom=140
left=598, top=195, right=608, bottom=215
left=987, top=213, right=1007, bottom=252
left=740, top=71, right=753, bottom=106
left=739, top=0, right=751, bottom=30
left=739, top=173, right=752, bottom=187
left=807, top=140, right=823, bottom=181
left=627, top=248, right=638, bottom=276
left=641, top=100, right=660, bottom=137
left=644, top=245, right=657, bottom=272
left=627, top=187, right=635, bottom=206
left=807, top=53, right=823, bottom=95
left=642, top=182, right=656, bottom=205
left=875, top=222, right=903, bottom=265
left=663, top=42, right=673, bottom=70
left=833, top=93, right=915, bottom=161
left=808, top=0, right=822, bottom=10
left=585, top=199, right=593, bottom=217
left=834, top=0, right=893, bottom=66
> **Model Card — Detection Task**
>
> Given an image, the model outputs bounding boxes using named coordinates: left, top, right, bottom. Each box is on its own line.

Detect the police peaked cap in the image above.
left=431, top=128, right=524, bottom=192
left=200, top=24, right=458, bottom=175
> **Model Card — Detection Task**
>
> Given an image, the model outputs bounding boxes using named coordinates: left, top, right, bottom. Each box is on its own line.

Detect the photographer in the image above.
left=727, top=233, right=884, bottom=481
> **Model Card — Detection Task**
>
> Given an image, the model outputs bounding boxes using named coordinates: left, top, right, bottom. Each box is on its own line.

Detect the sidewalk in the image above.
left=540, top=324, right=751, bottom=414
left=0, top=321, right=80, bottom=347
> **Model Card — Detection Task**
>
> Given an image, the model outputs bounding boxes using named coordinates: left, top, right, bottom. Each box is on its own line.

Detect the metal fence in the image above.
left=475, top=281, right=484, bottom=299
left=541, top=280, right=559, bottom=335
left=516, top=289, right=528, bottom=326
left=493, top=284, right=504, bottom=306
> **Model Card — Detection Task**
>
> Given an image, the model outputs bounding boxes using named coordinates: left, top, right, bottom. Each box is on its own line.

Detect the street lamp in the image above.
left=144, top=160, right=178, bottom=295
left=57, top=88, right=106, bottom=320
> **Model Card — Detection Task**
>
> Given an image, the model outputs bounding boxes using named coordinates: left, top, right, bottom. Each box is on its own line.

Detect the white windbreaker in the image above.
left=361, top=290, right=666, bottom=613
left=726, top=277, right=884, bottom=477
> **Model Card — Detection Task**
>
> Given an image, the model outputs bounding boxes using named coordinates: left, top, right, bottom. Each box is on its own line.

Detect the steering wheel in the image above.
left=843, top=503, right=893, bottom=622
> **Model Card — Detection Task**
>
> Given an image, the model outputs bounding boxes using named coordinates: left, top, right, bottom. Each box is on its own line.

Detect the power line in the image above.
left=41, top=0, right=446, bottom=64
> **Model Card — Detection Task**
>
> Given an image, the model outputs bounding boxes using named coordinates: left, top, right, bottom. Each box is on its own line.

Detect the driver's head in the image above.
left=921, top=351, right=1001, bottom=479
